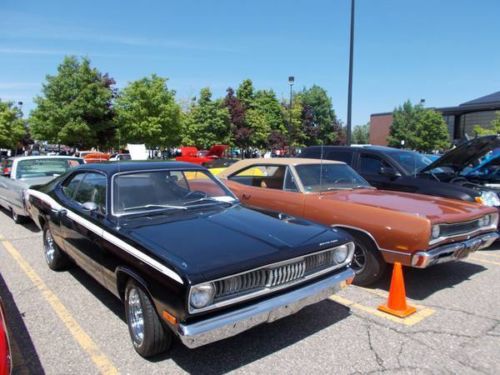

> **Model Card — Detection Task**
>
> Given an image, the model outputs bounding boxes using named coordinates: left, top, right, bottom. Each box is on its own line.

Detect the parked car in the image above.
left=82, top=152, right=110, bottom=164
left=300, top=138, right=500, bottom=208
left=0, top=297, right=12, bottom=375
left=26, top=161, right=355, bottom=357
left=218, top=158, right=499, bottom=285
left=0, top=156, right=83, bottom=223
left=109, top=153, right=131, bottom=161
left=175, top=144, right=228, bottom=165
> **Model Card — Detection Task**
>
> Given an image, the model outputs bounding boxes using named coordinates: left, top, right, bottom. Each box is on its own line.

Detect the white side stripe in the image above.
left=27, top=189, right=184, bottom=285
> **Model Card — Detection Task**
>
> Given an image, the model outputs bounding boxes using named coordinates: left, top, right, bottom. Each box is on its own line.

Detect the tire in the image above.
left=11, top=209, right=26, bottom=224
left=350, top=234, right=387, bottom=286
left=43, top=225, right=70, bottom=271
left=124, top=280, right=172, bottom=358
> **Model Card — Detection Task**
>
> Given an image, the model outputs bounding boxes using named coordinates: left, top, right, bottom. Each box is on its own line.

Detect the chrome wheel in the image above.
left=44, top=229, right=56, bottom=264
left=351, top=243, right=367, bottom=273
left=128, top=288, right=145, bottom=346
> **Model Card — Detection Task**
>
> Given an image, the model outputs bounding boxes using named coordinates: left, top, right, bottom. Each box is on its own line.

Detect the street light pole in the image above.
left=346, top=0, right=355, bottom=146
left=288, top=76, right=295, bottom=154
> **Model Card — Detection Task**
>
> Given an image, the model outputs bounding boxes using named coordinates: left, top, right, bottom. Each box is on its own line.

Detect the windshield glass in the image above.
left=16, top=158, right=83, bottom=179
left=295, top=164, right=372, bottom=192
left=384, top=150, right=433, bottom=174
left=113, top=169, right=236, bottom=215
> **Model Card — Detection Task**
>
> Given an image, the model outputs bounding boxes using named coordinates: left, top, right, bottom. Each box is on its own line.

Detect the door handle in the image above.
left=241, top=193, right=251, bottom=200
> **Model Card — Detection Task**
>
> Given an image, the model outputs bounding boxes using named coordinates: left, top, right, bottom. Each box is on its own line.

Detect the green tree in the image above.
left=300, top=85, right=338, bottom=145
left=352, top=123, right=370, bottom=144
left=282, top=94, right=306, bottom=147
left=115, top=74, right=181, bottom=148
left=388, top=100, right=449, bottom=152
left=181, top=88, right=230, bottom=148
left=473, top=111, right=500, bottom=136
left=246, top=90, right=286, bottom=148
left=0, top=100, right=25, bottom=149
left=29, top=56, right=116, bottom=149
left=236, top=79, right=255, bottom=110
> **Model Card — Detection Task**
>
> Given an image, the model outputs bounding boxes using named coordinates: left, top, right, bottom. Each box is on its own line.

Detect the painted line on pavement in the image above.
left=468, top=256, right=500, bottom=266
left=0, top=234, right=119, bottom=375
left=330, top=291, right=434, bottom=326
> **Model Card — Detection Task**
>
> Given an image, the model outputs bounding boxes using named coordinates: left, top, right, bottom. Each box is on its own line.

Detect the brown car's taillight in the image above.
left=0, top=303, right=11, bottom=375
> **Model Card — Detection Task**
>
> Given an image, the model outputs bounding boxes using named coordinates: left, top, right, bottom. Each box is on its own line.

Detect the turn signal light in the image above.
left=162, top=310, right=178, bottom=325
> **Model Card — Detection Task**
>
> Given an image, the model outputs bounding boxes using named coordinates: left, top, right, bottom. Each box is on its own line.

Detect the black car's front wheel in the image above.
left=124, top=280, right=172, bottom=358
left=351, top=235, right=386, bottom=286
left=43, top=225, right=70, bottom=271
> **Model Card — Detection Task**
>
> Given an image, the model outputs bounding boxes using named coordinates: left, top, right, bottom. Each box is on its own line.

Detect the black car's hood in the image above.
left=421, top=135, right=500, bottom=173
left=118, top=205, right=350, bottom=283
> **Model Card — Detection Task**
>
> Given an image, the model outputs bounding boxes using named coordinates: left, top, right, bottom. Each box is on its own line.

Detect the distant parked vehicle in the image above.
left=82, top=152, right=110, bottom=164
left=109, top=153, right=131, bottom=161
left=176, top=144, right=229, bottom=165
left=0, top=156, right=83, bottom=223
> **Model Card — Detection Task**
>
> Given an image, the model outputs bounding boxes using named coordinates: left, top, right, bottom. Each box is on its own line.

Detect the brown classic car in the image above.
left=218, top=158, right=499, bottom=285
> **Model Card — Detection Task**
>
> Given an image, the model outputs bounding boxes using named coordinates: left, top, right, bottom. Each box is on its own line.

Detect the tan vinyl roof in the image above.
left=217, top=157, right=343, bottom=178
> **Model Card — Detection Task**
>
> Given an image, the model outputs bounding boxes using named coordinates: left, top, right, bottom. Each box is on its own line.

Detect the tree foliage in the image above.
left=300, top=85, right=338, bottom=145
left=236, top=79, right=255, bottom=110
left=224, top=87, right=251, bottom=150
left=352, top=123, right=370, bottom=144
left=181, top=88, right=230, bottom=149
left=115, top=74, right=181, bottom=148
left=473, top=111, right=500, bottom=136
left=282, top=94, right=306, bottom=147
left=29, top=56, right=116, bottom=148
left=0, top=100, right=25, bottom=149
left=388, top=101, right=449, bottom=152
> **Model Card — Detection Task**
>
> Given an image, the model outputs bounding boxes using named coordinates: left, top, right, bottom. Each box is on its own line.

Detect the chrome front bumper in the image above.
left=177, top=267, right=355, bottom=349
left=411, top=231, right=498, bottom=268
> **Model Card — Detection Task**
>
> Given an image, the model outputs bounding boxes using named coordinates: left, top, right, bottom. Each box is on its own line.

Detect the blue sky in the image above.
left=1, top=0, right=499, bottom=126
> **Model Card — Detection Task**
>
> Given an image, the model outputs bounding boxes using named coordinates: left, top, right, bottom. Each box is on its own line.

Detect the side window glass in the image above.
left=229, top=165, right=286, bottom=190
left=326, top=151, right=353, bottom=165
left=284, top=168, right=298, bottom=192
left=359, top=154, right=389, bottom=174
left=73, top=173, right=107, bottom=213
left=62, top=173, right=86, bottom=199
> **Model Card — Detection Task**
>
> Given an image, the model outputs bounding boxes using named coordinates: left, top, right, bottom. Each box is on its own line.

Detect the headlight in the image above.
left=190, top=283, right=215, bottom=309
left=479, top=191, right=500, bottom=207
left=333, top=244, right=349, bottom=264
left=431, top=225, right=440, bottom=239
left=483, top=215, right=491, bottom=226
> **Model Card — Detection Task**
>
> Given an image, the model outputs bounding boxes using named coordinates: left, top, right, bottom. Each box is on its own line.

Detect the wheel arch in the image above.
left=331, top=225, right=380, bottom=250
left=115, top=266, right=150, bottom=302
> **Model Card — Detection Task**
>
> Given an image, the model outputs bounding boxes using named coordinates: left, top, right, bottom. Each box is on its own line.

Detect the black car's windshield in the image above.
left=16, top=158, right=83, bottom=179
left=113, top=169, right=236, bottom=215
left=384, top=150, right=433, bottom=175
left=295, top=164, right=372, bottom=192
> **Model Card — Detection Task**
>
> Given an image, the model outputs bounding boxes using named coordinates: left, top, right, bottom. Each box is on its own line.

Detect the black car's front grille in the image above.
left=213, top=248, right=340, bottom=302
left=440, top=219, right=480, bottom=237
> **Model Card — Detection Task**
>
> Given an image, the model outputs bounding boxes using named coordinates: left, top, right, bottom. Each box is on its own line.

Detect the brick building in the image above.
left=369, top=91, right=500, bottom=145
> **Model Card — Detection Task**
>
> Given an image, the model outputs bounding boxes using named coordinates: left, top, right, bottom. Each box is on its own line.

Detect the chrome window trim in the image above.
left=188, top=242, right=355, bottom=314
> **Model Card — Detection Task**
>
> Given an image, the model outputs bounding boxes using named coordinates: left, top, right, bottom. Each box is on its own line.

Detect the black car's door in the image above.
left=59, top=171, right=107, bottom=285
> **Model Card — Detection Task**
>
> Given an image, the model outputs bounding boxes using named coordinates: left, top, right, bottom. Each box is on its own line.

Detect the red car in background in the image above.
left=176, top=144, right=228, bottom=165
left=0, top=298, right=11, bottom=375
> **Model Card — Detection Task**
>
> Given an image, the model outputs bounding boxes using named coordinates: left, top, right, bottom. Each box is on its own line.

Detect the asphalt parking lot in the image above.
left=0, top=209, right=499, bottom=374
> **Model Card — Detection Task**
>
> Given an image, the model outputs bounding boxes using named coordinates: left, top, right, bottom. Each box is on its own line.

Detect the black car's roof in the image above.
left=75, top=161, right=205, bottom=174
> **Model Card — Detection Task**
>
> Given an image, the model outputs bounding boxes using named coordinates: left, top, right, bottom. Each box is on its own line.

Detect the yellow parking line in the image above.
left=0, top=235, right=119, bottom=375
left=329, top=294, right=434, bottom=326
left=468, top=256, right=500, bottom=267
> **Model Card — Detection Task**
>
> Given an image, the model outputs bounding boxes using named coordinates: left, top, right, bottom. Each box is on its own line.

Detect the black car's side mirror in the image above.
left=82, top=201, right=99, bottom=212
left=379, top=167, right=401, bottom=178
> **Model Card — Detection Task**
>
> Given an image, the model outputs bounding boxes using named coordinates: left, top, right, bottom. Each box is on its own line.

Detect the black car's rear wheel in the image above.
left=124, top=280, right=172, bottom=358
left=351, top=235, right=386, bottom=286
left=43, top=225, right=70, bottom=271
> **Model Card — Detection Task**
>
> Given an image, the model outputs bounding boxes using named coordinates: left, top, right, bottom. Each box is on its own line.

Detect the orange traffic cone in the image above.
left=378, top=262, right=416, bottom=318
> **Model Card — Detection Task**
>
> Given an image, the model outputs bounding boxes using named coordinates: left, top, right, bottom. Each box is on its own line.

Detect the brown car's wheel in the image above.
left=124, top=280, right=172, bottom=358
left=351, top=235, right=386, bottom=286
left=43, top=225, right=70, bottom=271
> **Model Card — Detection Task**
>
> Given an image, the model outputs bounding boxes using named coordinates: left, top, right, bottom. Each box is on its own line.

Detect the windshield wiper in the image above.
left=123, top=204, right=188, bottom=212
left=326, top=185, right=373, bottom=191
left=183, top=197, right=234, bottom=206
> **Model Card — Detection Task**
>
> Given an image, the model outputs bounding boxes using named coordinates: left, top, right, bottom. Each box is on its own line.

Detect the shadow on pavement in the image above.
left=159, top=299, right=350, bottom=373
left=0, top=207, right=40, bottom=234
left=67, top=264, right=350, bottom=373
left=369, top=260, right=487, bottom=300
left=0, top=273, right=45, bottom=374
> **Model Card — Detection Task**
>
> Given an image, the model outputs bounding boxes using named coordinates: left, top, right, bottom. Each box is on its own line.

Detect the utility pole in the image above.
left=346, top=0, right=355, bottom=146
left=288, top=76, right=295, bottom=154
